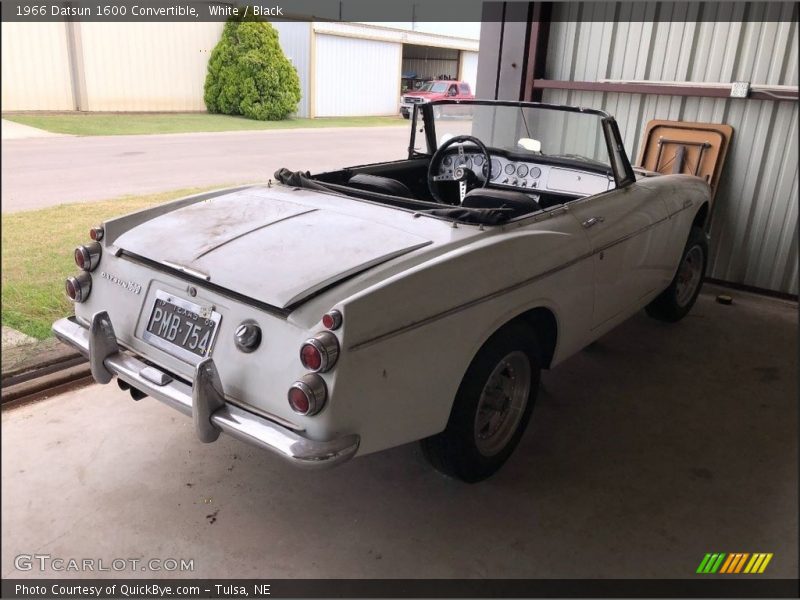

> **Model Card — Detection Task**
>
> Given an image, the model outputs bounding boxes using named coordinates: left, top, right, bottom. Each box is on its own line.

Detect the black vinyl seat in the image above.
left=461, top=188, right=541, bottom=218
left=348, top=173, right=416, bottom=199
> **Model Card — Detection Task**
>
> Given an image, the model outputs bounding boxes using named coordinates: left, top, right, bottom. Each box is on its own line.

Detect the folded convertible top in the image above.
left=274, top=168, right=514, bottom=226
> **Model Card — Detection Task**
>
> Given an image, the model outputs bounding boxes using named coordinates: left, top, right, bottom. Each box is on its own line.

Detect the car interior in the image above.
left=276, top=103, right=621, bottom=226
left=283, top=148, right=616, bottom=225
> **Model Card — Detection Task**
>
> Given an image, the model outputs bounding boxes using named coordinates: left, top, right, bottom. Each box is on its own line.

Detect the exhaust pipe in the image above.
left=117, top=378, right=146, bottom=400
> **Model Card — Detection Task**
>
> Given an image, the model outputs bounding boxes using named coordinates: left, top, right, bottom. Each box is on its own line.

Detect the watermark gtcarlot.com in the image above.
left=14, top=554, right=194, bottom=573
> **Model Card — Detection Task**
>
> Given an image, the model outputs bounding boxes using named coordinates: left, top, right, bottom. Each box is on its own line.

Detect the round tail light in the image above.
left=65, top=272, right=92, bottom=302
left=89, top=226, right=104, bottom=241
left=322, top=309, right=342, bottom=330
left=299, top=331, right=339, bottom=372
left=74, top=241, right=102, bottom=271
left=288, top=374, right=327, bottom=416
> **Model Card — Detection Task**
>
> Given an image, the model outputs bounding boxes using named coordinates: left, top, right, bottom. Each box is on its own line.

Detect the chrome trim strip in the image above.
left=349, top=207, right=692, bottom=352
left=161, top=261, right=211, bottom=281
left=52, top=317, right=359, bottom=469
left=348, top=250, right=593, bottom=352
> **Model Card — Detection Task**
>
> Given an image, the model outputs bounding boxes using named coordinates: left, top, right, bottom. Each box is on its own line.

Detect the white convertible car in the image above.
left=53, top=100, right=710, bottom=481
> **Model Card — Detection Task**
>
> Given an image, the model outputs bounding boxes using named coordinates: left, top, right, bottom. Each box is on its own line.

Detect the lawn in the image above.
left=3, top=112, right=406, bottom=136
left=1, top=187, right=223, bottom=339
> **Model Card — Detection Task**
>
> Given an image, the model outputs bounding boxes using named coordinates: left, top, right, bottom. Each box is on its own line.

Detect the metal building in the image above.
left=305, top=22, right=479, bottom=117
left=476, top=2, right=798, bottom=295
left=1, top=20, right=479, bottom=119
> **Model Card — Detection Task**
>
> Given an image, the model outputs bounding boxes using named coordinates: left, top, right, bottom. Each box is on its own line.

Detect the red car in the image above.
left=400, top=80, right=474, bottom=118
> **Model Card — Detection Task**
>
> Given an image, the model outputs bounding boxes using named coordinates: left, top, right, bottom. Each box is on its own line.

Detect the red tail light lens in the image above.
left=300, top=344, right=322, bottom=371
left=299, top=331, right=339, bottom=372
left=89, top=226, right=104, bottom=241
left=65, top=272, right=92, bottom=302
left=288, top=387, right=310, bottom=414
left=74, top=241, right=102, bottom=271
left=322, top=309, right=342, bottom=330
left=288, top=374, right=327, bottom=416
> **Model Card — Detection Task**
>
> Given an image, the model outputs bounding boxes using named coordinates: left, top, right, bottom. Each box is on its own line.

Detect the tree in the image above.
left=204, top=18, right=301, bottom=120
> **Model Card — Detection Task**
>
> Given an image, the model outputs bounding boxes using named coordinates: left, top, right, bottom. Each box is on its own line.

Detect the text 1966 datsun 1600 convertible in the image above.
left=53, top=100, right=710, bottom=482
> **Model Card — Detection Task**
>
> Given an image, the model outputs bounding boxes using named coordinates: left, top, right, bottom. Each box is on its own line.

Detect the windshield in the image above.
left=417, top=102, right=612, bottom=168
left=420, top=82, right=449, bottom=93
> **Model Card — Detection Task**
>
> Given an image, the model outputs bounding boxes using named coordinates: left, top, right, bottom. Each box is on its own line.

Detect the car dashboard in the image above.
left=438, top=151, right=615, bottom=197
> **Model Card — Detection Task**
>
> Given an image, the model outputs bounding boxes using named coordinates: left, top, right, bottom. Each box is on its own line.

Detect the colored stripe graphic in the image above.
left=697, top=553, right=727, bottom=573
left=700, top=553, right=774, bottom=574
left=758, top=553, right=774, bottom=573
left=720, top=553, right=738, bottom=573
left=697, top=554, right=713, bottom=573
left=719, top=554, right=735, bottom=573
left=734, top=553, right=750, bottom=573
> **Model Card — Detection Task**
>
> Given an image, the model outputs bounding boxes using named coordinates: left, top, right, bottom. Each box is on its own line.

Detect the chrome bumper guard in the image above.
left=52, top=313, right=359, bottom=469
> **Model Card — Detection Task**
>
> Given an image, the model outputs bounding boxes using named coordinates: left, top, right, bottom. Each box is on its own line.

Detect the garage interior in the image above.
left=2, top=285, right=796, bottom=578
left=401, top=44, right=461, bottom=90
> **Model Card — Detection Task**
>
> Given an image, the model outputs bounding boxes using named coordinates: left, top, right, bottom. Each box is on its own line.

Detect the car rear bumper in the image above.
left=52, top=313, right=360, bottom=469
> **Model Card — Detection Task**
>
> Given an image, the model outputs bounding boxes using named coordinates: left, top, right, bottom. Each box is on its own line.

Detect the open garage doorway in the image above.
left=401, top=44, right=478, bottom=94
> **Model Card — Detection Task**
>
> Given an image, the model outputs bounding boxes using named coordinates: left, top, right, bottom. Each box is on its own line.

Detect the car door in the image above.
left=568, top=183, right=672, bottom=329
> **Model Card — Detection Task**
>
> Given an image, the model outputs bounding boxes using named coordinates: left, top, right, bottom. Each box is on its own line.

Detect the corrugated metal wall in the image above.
left=79, top=22, right=223, bottom=111
left=543, top=2, right=798, bottom=294
left=313, top=34, right=401, bottom=117
left=1, top=22, right=74, bottom=110
left=272, top=21, right=311, bottom=117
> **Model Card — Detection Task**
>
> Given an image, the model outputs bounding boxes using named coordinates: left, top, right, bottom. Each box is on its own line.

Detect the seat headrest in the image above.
left=462, top=188, right=540, bottom=218
left=348, top=173, right=415, bottom=199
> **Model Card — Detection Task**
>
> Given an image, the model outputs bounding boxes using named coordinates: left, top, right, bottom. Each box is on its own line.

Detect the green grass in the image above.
left=1, top=187, right=225, bottom=339
left=3, top=112, right=406, bottom=136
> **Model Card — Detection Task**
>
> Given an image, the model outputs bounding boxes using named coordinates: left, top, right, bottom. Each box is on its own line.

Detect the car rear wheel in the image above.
left=646, top=226, right=708, bottom=322
left=420, top=322, right=540, bottom=482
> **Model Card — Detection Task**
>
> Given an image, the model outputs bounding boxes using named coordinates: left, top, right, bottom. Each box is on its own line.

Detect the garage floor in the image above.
left=2, top=284, right=797, bottom=579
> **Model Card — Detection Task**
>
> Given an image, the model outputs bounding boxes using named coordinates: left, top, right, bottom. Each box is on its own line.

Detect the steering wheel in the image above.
left=427, top=135, right=492, bottom=204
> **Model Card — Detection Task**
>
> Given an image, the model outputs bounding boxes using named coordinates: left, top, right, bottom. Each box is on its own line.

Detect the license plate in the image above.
left=142, top=291, right=221, bottom=361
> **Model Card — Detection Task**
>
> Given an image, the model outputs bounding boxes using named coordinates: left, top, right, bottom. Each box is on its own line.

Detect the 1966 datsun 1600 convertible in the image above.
left=53, top=100, right=710, bottom=481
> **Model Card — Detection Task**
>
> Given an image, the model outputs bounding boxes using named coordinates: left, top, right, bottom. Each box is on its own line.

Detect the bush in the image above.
left=204, top=19, right=301, bottom=121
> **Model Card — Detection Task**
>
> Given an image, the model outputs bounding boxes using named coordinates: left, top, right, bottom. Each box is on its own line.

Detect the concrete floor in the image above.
left=2, top=284, right=797, bottom=579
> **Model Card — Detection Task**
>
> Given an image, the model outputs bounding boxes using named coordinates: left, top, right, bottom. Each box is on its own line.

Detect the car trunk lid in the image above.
left=114, top=188, right=431, bottom=309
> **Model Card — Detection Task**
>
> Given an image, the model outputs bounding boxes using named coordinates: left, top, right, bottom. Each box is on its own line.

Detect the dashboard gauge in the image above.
left=517, top=164, right=529, bottom=177
left=454, top=155, right=471, bottom=169
left=490, top=159, right=502, bottom=179
left=442, top=155, right=452, bottom=167
left=472, top=155, right=484, bottom=166
left=529, top=166, right=541, bottom=179
left=504, top=163, right=516, bottom=175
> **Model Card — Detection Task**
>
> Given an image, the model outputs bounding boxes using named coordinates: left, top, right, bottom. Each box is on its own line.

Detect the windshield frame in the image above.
left=407, top=99, right=635, bottom=188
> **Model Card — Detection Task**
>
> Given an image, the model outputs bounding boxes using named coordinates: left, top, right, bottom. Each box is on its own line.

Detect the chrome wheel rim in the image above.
left=474, top=351, right=531, bottom=457
left=675, top=245, right=704, bottom=307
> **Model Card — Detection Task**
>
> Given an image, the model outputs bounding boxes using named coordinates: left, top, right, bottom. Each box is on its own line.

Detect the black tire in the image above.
left=646, top=226, right=708, bottom=322
left=421, top=322, right=541, bottom=482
